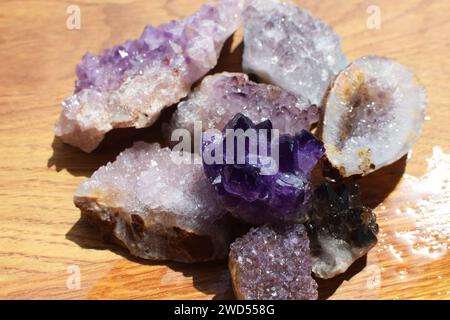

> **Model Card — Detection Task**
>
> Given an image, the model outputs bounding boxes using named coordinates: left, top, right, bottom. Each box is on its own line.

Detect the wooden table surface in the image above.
left=1, top=0, right=449, bottom=300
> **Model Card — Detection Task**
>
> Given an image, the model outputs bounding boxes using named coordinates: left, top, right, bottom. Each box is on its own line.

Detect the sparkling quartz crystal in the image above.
left=242, top=0, right=348, bottom=105
left=322, top=56, right=427, bottom=177
left=202, top=113, right=325, bottom=225
left=166, top=72, right=319, bottom=139
left=306, top=181, right=379, bottom=279
left=55, top=0, right=243, bottom=153
left=229, top=224, right=318, bottom=300
left=74, top=142, right=243, bottom=262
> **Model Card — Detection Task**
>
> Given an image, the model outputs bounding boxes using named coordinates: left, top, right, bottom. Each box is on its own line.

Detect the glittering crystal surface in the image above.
left=167, top=72, right=319, bottom=139
left=229, top=224, right=318, bottom=300
left=306, top=181, right=379, bottom=279
left=322, top=56, right=427, bottom=176
left=55, top=0, right=243, bottom=152
left=74, top=142, right=240, bottom=262
left=242, top=0, right=348, bottom=105
left=202, top=114, right=325, bottom=225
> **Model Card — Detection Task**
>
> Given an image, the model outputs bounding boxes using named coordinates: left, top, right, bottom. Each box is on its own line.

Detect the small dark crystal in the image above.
left=306, top=180, right=379, bottom=279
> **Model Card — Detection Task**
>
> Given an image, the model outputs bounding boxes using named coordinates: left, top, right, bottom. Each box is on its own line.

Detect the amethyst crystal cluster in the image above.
left=242, top=0, right=348, bottom=105
left=202, top=114, right=325, bottom=225
left=167, top=72, right=319, bottom=138
left=229, top=224, right=318, bottom=300
left=62, top=0, right=428, bottom=301
left=55, top=0, right=243, bottom=152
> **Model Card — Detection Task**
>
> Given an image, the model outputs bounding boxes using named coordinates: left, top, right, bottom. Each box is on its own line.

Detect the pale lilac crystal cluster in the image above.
left=167, top=72, right=319, bottom=139
left=242, top=0, right=348, bottom=105
left=56, top=0, right=243, bottom=152
left=74, top=142, right=243, bottom=262
left=229, top=224, right=318, bottom=300
left=202, top=114, right=325, bottom=225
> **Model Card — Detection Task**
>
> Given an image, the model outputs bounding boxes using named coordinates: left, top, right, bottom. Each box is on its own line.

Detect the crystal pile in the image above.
left=55, top=0, right=243, bottom=152
left=202, top=113, right=325, bottom=225
left=306, top=181, right=379, bottom=279
left=229, top=224, right=318, bottom=300
left=74, top=142, right=243, bottom=262
left=322, top=56, right=427, bottom=176
left=167, top=72, right=319, bottom=139
left=242, top=0, right=348, bottom=105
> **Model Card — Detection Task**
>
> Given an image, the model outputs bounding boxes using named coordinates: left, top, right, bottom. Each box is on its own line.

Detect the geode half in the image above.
left=166, top=72, right=319, bottom=141
left=229, top=224, right=318, bottom=300
left=242, top=0, right=348, bottom=105
left=202, top=113, right=325, bottom=225
left=56, top=0, right=243, bottom=152
left=74, top=142, right=243, bottom=262
left=305, top=181, right=379, bottom=279
left=322, top=56, right=427, bottom=177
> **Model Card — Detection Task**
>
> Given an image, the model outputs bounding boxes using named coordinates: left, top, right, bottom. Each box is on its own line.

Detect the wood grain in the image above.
left=0, top=0, right=449, bottom=300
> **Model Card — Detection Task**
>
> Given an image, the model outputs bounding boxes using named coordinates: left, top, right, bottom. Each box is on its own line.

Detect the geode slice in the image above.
left=166, top=72, right=319, bottom=140
left=305, top=181, right=379, bottom=279
left=202, top=113, right=325, bottom=225
left=242, top=0, right=348, bottom=105
left=74, top=142, right=242, bottom=262
left=322, top=56, right=427, bottom=177
left=229, top=224, right=318, bottom=300
left=55, top=0, right=243, bottom=153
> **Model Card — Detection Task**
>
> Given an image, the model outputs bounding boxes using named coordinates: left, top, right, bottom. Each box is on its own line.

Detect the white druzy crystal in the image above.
left=322, top=56, right=427, bottom=177
left=242, top=0, right=348, bottom=105
left=74, top=142, right=239, bottom=262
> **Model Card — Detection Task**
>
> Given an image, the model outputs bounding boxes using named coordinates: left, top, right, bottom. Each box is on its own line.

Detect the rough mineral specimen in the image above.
left=74, top=142, right=242, bottom=262
left=55, top=0, right=243, bottom=152
left=166, top=72, right=319, bottom=140
left=306, top=181, right=379, bottom=279
left=202, top=113, right=325, bottom=225
left=322, top=56, right=427, bottom=176
left=242, top=0, right=348, bottom=105
left=229, top=224, right=318, bottom=300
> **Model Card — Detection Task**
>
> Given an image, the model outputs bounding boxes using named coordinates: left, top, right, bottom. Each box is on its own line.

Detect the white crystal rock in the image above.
left=322, top=56, right=427, bottom=177
left=242, top=0, right=348, bottom=105
left=55, top=0, right=243, bottom=153
left=166, top=72, right=318, bottom=141
left=74, top=142, right=241, bottom=262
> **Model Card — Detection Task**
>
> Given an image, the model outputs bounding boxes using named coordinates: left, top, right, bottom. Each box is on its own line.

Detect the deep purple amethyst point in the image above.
left=202, top=113, right=324, bottom=225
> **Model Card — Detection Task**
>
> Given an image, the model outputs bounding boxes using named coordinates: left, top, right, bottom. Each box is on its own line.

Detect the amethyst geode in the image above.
left=55, top=0, right=243, bottom=152
left=202, top=113, right=325, bottom=225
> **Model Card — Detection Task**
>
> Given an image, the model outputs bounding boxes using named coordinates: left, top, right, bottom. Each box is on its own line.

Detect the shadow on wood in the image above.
left=66, top=216, right=234, bottom=299
left=357, top=155, right=408, bottom=209
left=47, top=106, right=176, bottom=177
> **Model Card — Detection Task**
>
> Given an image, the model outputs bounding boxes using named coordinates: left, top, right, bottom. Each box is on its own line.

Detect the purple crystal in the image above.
left=55, top=0, right=243, bottom=152
left=166, top=72, right=319, bottom=138
left=229, top=224, right=318, bottom=300
left=202, top=113, right=325, bottom=225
